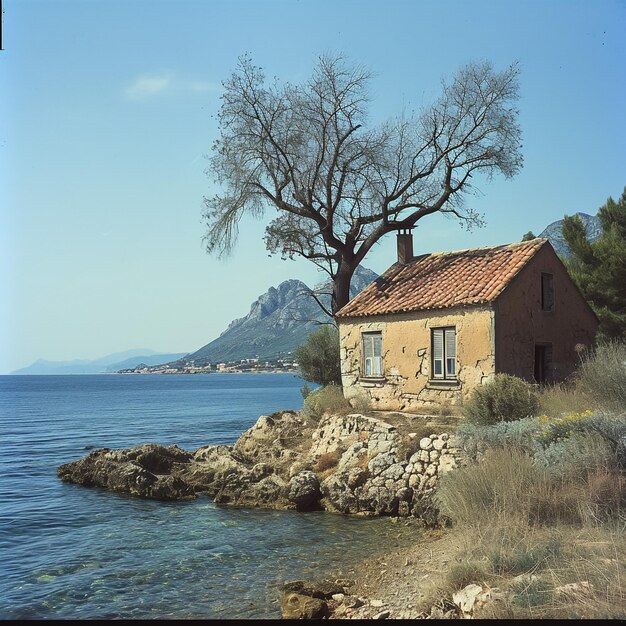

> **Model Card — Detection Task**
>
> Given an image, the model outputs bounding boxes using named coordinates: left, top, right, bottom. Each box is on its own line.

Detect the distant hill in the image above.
left=12, top=350, right=188, bottom=375
left=539, top=212, right=602, bottom=257
left=174, top=266, right=378, bottom=367
left=104, top=353, right=189, bottom=372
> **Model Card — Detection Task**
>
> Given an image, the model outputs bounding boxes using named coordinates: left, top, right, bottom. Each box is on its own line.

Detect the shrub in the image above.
left=510, top=577, right=552, bottom=610
left=533, top=432, right=616, bottom=476
left=446, top=562, right=489, bottom=590
left=295, top=325, right=341, bottom=387
left=462, top=374, right=539, bottom=426
left=300, top=382, right=313, bottom=399
left=490, top=534, right=562, bottom=575
left=576, top=340, right=626, bottom=412
left=538, top=413, right=626, bottom=470
left=538, top=382, right=593, bottom=419
left=302, top=384, right=351, bottom=418
left=456, top=416, right=540, bottom=459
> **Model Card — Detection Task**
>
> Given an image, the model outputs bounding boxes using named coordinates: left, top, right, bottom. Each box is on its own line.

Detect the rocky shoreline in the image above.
left=278, top=528, right=486, bottom=620
left=57, top=409, right=465, bottom=619
left=57, top=410, right=462, bottom=519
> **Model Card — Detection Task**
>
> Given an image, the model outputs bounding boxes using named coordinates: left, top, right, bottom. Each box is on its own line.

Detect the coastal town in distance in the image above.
left=118, top=356, right=299, bottom=375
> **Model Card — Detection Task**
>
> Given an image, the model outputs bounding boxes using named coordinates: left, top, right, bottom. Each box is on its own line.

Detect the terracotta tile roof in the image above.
left=336, top=238, right=549, bottom=319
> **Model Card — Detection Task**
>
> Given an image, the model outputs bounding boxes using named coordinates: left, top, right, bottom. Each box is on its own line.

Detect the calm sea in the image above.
left=0, top=374, right=415, bottom=619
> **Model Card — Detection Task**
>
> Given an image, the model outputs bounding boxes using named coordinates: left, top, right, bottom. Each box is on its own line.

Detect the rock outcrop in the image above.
left=311, top=415, right=461, bottom=521
left=56, top=444, right=196, bottom=501
left=58, top=410, right=463, bottom=523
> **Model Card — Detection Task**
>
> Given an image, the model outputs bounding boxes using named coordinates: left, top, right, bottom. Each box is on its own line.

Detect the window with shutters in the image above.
left=431, top=327, right=456, bottom=380
left=361, top=332, right=383, bottom=377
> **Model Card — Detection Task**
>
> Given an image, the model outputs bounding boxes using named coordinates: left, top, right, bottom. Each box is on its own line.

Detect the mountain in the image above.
left=11, top=350, right=188, bottom=375
left=179, top=266, right=378, bottom=366
left=539, top=212, right=602, bottom=257
left=104, top=353, right=189, bottom=372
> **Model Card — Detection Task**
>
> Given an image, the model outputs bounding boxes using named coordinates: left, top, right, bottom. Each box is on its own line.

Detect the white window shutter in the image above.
left=432, top=329, right=443, bottom=378
left=445, top=329, right=456, bottom=359
left=362, top=332, right=382, bottom=377
left=445, top=328, right=456, bottom=377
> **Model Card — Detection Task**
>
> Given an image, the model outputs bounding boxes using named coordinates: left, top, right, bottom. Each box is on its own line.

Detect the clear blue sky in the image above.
left=1, top=0, right=625, bottom=373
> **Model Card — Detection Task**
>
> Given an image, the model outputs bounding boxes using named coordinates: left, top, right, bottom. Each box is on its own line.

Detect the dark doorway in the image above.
left=534, top=344, right=552, bottom=383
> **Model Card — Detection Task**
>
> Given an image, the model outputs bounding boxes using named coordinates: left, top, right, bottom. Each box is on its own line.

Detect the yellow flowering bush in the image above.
left=539, top=410, right=600, bottom=445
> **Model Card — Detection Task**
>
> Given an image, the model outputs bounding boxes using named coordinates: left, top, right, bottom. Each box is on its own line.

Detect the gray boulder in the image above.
left=288, top=471, right=322, bottom=511
left=57, top=444, right=196, bottom=501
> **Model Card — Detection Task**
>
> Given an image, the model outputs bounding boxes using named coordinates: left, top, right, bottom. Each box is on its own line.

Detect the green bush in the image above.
left=300, top=382, right=313, bottom=399
left=456, top=416, right=540, bottom=458
left=575, top=340, right=626, bottom=412
left=302, top=384, right=351, bottom=418
left=537, top=412, right=626, bottom=470
left=462, top=374, right=539, bottom=425
left=533, top=432, right=616, bottom=477
left=295, top=325, right=341, bottom=387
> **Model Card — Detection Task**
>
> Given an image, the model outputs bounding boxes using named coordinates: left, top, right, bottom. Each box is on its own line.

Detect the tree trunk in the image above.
left=332, top=263, right=356, bottom=315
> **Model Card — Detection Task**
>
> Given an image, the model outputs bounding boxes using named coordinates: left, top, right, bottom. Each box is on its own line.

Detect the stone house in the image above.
left=335, top=233, right=598, bottom=411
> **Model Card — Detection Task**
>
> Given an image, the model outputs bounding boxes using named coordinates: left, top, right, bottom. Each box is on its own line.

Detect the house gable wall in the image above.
left=494, top=244, right=598, bottom=382
left=339, top=306, right=495, bottom=412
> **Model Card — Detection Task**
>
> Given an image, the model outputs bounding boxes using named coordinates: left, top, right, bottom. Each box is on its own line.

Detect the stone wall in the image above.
left=307, top=413, right=464, bottom=519
left=338, top=306, right=495, bottom=412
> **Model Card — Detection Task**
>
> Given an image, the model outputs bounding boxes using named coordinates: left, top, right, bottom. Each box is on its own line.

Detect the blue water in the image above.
left=0, top=374, right=416, bottom=619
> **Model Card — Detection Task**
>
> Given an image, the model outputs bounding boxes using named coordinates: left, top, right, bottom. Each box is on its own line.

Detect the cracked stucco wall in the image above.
left=338, top=306, right=495, bottom=411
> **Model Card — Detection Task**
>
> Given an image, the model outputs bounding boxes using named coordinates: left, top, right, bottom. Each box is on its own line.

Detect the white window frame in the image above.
left=431, top=327, right=457, bottom=380
left=362, top=332, right=383, bottom=378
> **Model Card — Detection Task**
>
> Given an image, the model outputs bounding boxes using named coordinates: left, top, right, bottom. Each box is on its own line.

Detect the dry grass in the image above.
left=412, top=518, right=626, bottom=619
left=475, top=524, right=626, bottom=619
left=445, top=561, right=492, bottom=590
left=436, top=447, right=625, bottom=529
left=314, top=450, right=341, bottom=473
left=538, top=382, right=594, bottom=418
left=428, top=420, right=626, bottom=619
left=576, top=340, right=626, bottom=412
left=302, top=384, right=352, bottom=418
left=539, top=341, right=626, bottom=418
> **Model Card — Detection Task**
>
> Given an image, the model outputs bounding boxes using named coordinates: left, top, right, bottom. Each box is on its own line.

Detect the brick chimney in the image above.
left=396, top=229, right=414, bottom=264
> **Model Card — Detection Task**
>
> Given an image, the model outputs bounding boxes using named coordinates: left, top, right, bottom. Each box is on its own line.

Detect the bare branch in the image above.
left=204, top=54, right=522, bottom=312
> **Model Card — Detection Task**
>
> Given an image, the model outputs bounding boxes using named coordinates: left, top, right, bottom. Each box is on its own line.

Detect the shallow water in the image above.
left=0, top=374, right=417, bottom=619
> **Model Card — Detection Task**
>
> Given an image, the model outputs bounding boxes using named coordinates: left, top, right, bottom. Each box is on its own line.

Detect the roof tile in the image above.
left=336, top=239, right=548, bottom=319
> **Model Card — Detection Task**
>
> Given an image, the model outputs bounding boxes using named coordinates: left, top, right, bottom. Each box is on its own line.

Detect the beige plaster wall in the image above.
left=494, top=244, right=598, bottom=382
left=339, top=306, right=495, bottom=412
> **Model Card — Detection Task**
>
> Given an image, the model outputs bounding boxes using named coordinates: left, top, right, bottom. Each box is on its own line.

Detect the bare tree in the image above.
left=203, top=54, right=522, bottom=314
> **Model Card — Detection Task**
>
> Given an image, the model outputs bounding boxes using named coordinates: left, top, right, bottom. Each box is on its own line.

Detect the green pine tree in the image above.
left=562, top=187, right=626, bottom=339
